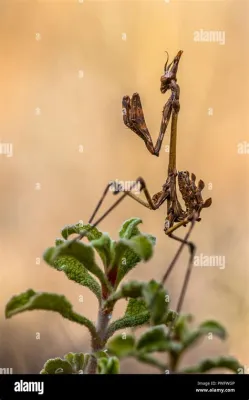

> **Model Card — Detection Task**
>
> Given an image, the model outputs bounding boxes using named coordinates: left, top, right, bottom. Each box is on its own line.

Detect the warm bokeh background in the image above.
left=0, top=0, right=248, bottom=373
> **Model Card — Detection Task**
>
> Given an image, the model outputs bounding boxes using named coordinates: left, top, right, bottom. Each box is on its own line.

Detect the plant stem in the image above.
left=85, top=354, right=98, bottom=374
left=85, top=308, right=112, bottom=374
left=169, top=352, right=179, bottom=373
left=96, top=309, right=111, bottom=341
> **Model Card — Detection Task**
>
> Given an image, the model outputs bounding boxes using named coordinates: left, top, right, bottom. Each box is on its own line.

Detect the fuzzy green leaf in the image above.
left=136, top=325, right=168, bottom=353
left=40, top=358, right=73, bottom=374
left=180, top=356, right=242, bottom=374
left=93, top=351, right=109, bottom=359
left=119, top=280, right=144, bottom=298
left=181, top=331, right=204, bottom=351
left=113, top=235, right=155, bottom=287
left=73, top=353, right=85, bottom=371
left=105, top=298, right=150, bottom=340
left=114, top=236, right=154, bottom=265
left=64, top=352, right=85, bottom=372
left=136, top=354, right=168, bottom=372
left=125, top=298, right=149, bottom=317
left=64, top=352, right=75, bottom=366
left=173, top=314, right=193, bottom=341
left=97, top=356, right=120, bottom=374
left=104, top=281, right=145, bottom=309
left=164, top=310, right=179, bottom=326
left=107, top=334, right=136, bottom=358
left=5, top=290, right=97, bottom=339
left=114, top=243, right=140, bottom=285
left=55, top=238, right=65, bottom=246
left=112, top=218, right=156, bottom=286
left=198, top=320, right=227, bottom=340
left=61, top=223, right=85, bottom=240
left=119, top=218, right=143, bottom=239
left=48, top=254, right=102, bottom=304
left=83, top=353, right=91, bottom=372
left=43, top=241, right=112, bottom=293
left=91, top=233, right=114, bottom=269
left=182, top=320, right=227, bottom=352
left=106, top=306, right=150, bottom=340
left=142, top=280, right=169, bottom=325
left=61, top=223, right=115, bottom=268
left=61, top=222, right=102, bottom=241
left=136, top=325, right=182, bottom=354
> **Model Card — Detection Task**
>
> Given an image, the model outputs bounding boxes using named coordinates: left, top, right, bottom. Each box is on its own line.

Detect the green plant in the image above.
left=5, top=218, right=241, bottom=374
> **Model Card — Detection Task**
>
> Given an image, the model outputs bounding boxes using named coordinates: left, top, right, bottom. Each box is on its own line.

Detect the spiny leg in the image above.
left=168, top=228, right=196, bottom=315
left=72, top=177, right=170, bottom=243
left=148, top=212, right=197, bottom=330
left=87, top=179, right=152, bottom=224
left=88, top=182, right=113, bottom=224
left=161, top=213, right=197, bottom=288
left=162, top=213, right=198, bottom=336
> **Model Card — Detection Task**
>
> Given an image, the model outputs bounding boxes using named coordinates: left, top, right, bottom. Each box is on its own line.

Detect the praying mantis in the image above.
left=73, top=50, right=212, bottom=315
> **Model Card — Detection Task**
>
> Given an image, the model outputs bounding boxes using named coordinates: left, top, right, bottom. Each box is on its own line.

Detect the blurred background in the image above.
left=0, top=0, right=248, bottom=373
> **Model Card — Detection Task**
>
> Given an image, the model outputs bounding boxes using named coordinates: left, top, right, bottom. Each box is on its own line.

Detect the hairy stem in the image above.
left=85, top=307, right=112, bottom=374
left=169, top=352, right=180, bottom=373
